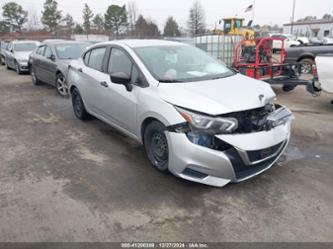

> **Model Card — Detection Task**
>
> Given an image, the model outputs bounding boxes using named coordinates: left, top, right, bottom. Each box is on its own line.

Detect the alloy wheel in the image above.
left=56, top=74, right=68, bottom=97
left=31, top=71, right=37, bottom=84
left=15, top=62, right=21, bottom=74
left=301, top=63, right=312, bottom=74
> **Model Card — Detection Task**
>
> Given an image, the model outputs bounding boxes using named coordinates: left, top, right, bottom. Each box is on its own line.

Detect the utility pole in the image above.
left=252, top=0, right=256, bottom=22
left=291, top=0, right=296, bottom=34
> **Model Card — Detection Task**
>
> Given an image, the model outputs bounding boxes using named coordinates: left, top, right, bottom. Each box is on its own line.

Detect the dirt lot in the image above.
left=0, top=66, right=332, bottom=242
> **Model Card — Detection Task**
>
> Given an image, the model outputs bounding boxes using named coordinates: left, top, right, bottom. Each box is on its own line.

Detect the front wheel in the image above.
left=6, top=60, right=10, bottom=70
left=15, top=61, right=21, bottom=75
left=56, top=73, right=68, bottom=97
left=143, top=121, right=169, bottom=172
left=71, top=88, right=90, bottom=120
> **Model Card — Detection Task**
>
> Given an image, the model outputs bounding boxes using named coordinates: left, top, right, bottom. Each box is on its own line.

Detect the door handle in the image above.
left=100, top=81, right=108, bottom=88
left=78, top=68, right=83, bottom=72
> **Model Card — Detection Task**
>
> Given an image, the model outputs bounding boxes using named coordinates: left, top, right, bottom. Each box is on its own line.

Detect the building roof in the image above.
left=284, top=19, right=333, bottom=26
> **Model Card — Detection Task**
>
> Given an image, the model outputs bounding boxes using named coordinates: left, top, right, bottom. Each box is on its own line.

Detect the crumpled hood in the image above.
left=158, top=74, right=276, bottom=115
left=15, top=51, right=32, bottom=61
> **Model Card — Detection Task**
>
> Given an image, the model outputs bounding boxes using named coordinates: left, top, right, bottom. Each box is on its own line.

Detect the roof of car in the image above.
left=12, top=40, right=39, bottom=44
left=92, top=39, right=187, bottom=48
left=43, top=40, right=89, bottom=45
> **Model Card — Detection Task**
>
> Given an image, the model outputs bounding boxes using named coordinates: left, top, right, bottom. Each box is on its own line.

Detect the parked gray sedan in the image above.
left=29, top=40, right=89, bottom=96
left=0, top=40, right=10, bottom=65
left=4, top=40, right=39, bottom=74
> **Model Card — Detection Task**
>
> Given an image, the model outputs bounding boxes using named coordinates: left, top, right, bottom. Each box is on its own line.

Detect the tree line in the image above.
left=0, top=0, right=207, bottom=37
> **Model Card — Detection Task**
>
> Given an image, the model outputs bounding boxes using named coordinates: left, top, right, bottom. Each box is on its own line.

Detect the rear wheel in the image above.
left=299, top=58, right=314, bottom=74
left=71, top=88, right=90, bottom=120
left=31, top=68, right=41, bottom=85
left=56, top=73, right=68, bottom=97
left=282, top=84, right=296, bottom=92
left=143, top=121, right=169, bottom=172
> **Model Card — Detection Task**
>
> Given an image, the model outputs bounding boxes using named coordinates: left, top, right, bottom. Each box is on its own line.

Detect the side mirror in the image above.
left=110, top=72, right=133, bottom=91
left=48, top=54, right=56, bottom=61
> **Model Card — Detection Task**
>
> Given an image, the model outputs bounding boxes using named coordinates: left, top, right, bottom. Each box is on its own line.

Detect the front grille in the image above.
left=247, top=141, right=284, bottom=163
left=225, top=143, right=285, bottom=180
left=220, top=105, right=273, bottom=133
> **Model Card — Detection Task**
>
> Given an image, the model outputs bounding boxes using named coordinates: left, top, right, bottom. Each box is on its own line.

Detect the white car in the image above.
left=322, top=37, right=333, bottom=45
left=297, top=36, right=310, bottom=45
left=67, top=40, right=293, bottom=187
left=312, top=54, right=333, bottom=95
left=271, top=34, right=300, bottom=52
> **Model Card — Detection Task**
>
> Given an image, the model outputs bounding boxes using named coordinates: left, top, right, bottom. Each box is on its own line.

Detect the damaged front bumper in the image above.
left=166, top=106, right=293, bottom=187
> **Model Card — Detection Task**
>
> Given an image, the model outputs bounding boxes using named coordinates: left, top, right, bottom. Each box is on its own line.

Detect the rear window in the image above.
left=14, top=43, right=37, bottom=52
left=55, top=43, right=88, bottom=60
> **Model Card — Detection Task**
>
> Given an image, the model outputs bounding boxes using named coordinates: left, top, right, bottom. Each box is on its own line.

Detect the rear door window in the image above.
left=87, top=47, right=106, bottom=71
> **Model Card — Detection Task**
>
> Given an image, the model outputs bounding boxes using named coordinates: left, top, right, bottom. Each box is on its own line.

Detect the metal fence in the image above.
left=195, top=35, right=243, bottom=66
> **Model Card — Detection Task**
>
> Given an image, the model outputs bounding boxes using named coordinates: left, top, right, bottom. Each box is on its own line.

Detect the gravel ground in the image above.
left=0, top=66, right=332, bottom=242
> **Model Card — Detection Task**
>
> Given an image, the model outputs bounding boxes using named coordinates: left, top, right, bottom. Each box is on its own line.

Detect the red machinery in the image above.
left=233, top=37, right=311, bottom=92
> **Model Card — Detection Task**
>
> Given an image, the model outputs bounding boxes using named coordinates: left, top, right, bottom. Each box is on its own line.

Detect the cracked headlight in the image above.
left=175, top=107, right=238, bottom=134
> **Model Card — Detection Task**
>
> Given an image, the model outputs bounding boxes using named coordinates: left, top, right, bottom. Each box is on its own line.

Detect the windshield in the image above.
left=55, top=43, right=88, bottom=59
left=14, top=43, right=37, bottom=52
left=134, top=45, right=234, bottom=83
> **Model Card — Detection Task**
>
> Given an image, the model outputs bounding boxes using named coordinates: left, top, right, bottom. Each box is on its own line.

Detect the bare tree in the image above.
left=127, top=1, right=138, bottom=34
left=187, top=0, right=206, bottom=36
left=27, top=7, right=40, bottom=30
left=93, top=14, right=104, bottom=32
left=82, top=3, right=94, bottom=37
left=63, top=13, right=74, bottom=36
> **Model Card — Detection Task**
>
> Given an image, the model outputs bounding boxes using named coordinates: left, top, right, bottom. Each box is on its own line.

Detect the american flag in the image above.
left=245, top=4, right=253, bottom=12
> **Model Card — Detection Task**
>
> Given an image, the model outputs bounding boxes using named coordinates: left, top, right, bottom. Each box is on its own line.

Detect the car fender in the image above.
left=297, top=52, right=315, bottom=62
left=136, top=87, right=185, bottom=142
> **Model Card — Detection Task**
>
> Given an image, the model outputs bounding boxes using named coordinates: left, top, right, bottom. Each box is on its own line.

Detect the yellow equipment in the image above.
left=213, top=17, right=255, bottom=40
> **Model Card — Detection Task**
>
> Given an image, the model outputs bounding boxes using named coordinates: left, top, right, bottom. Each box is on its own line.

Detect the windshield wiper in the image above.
left=159, top=79, right=184, bottom=83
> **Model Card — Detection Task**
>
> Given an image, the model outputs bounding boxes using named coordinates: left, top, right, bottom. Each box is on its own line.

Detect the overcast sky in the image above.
left=0, top=0, right=332, bottom=29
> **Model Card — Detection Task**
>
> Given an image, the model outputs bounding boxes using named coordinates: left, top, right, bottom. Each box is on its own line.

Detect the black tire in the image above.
left=282, top=84, right=296, bottom=92
left=6, top=60, right=10, bottom=70
left=31, top=68, right=41, bottom=85
left=15, top=61, right=21, bottom=75
left=56, top=73, right=69, bottom=97
left=71, top=88, right=90, bottom=121
left=299, top=58, right=315, bottom=74
left=143, top=121, right=169, bottom=172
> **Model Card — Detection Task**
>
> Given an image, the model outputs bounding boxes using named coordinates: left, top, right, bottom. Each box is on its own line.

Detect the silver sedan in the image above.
left=67, top=40, right=293, bottom=187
